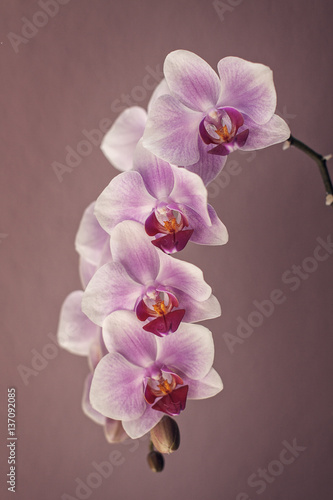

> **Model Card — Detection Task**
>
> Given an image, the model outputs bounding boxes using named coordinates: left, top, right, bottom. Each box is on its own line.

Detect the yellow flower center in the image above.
left=153, top=300, right=168, bottom=316
left=163, top=217, right=180, bottom=233
left=157, top=378, right=173, bottom=395
left=216, top=124, right=232, bottom=142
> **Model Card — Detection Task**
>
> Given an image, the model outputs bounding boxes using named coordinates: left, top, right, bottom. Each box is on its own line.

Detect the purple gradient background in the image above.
left=1, top=1, right=333, bottom=499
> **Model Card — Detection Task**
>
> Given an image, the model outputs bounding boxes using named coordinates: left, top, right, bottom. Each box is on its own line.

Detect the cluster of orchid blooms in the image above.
left=57, top=50, right=291, bottom=469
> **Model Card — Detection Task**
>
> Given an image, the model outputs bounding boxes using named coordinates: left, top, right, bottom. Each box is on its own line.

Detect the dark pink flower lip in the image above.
left=136, top=291, right=179, bottom=321
left=199, top=106, right=249, bottom=156
left=144, top=372, right=188, bottom=416
left=151, top=229, right=194, bottom=254
left=145, top=208, right=193, bottom=254
left=152, top=385, right=188, bottom=416
left=143, top=309, right=185, bottom=336
left=136, top=291, right=185, bottom=336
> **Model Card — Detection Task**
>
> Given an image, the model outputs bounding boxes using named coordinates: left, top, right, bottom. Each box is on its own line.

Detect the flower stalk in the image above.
left=284, top=135, right=333, bottom=206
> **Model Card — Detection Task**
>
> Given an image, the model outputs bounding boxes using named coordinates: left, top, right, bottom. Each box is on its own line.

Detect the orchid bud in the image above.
left=147, top=451, right=164, bottom=472
left=150, top=416, right=180, bottom=454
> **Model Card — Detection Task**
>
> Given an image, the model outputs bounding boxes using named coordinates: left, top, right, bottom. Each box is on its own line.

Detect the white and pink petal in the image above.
left=75, top=201, right=110, bottom=267
left=101, top=106, right=147, bottom=171
left=133, top=140, right=175, bottom=200
left=217, top=56, right=277, bottom=125
left=157, top=252, right=211, bottom=301
left=104, top=419, right=128, bottom=443
left=94, top=171, right=155, bottom=234
left=90, top=353, right=146, bottom=421
left=164, top=49, right=221, bottom=112
left=102, top=311, right=157, bottom=367
left=122, top=405, right=163, bottom=439
left=155, top=323, right=215, bottom=380
left=186, top=368, right=223, bottom=399
left=169, top=165, right=211, bottom=226
left=186, top=137, right=228, bottom=186
left=82, top=373, right=106, bottom=426
left=187, top=204, right=228, bottom=246
left=179, top=292, right=221, bottom=324
left=82, top=262, right=143, bottom=326
left=79, top=257, right=97, bottom=289
left=57, top=291, right=100, bottom=356
left=143, top=94, right=202, bottom=167
left=147, top=78, right=170, bottom=112
left=240, top=113, right=290, bottom=151
left=110, top=221, right=160, bottom=284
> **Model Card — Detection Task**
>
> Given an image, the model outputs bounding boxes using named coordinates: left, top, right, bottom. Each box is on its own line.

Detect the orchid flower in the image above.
left=90, top=310, right=223, bottom=439
left=142, top=50, right=290, bottom=185
left=82, top=221, right=220, bottom=336
left=95, top=141, right=228, bottom=254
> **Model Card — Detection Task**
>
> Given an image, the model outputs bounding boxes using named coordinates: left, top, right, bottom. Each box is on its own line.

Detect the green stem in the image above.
left=285, top=135, right=333, bottom=206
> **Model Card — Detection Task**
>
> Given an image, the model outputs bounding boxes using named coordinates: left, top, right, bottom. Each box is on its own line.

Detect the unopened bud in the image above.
left=147, top=450, right=164, bottom=472
left=150, top=416, right=180, bottom=454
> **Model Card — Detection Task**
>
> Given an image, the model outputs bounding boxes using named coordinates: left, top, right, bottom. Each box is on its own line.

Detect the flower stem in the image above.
left=283, top=135, right=333, bottom=206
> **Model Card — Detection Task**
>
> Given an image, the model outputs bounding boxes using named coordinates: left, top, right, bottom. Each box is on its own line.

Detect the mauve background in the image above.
left=1, top=0, right=333, bottom=499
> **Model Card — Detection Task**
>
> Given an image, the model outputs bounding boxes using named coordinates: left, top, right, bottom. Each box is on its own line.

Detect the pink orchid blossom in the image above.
left=82, top=221, right=220, bottom=336
left=95, top=141, right=228, bottom=254
left=142, top=50, right=290, bottom=185
left=90, top=310, right=223, bottom=439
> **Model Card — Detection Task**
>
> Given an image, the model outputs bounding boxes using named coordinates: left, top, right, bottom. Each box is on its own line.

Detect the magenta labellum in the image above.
left=136, top=289, right=185, bottom=336
left=145, top=371, right=188, bottom=416
left=145, top=206, right=194, bottom=254
left=199, top=107, right=249, bottom=156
